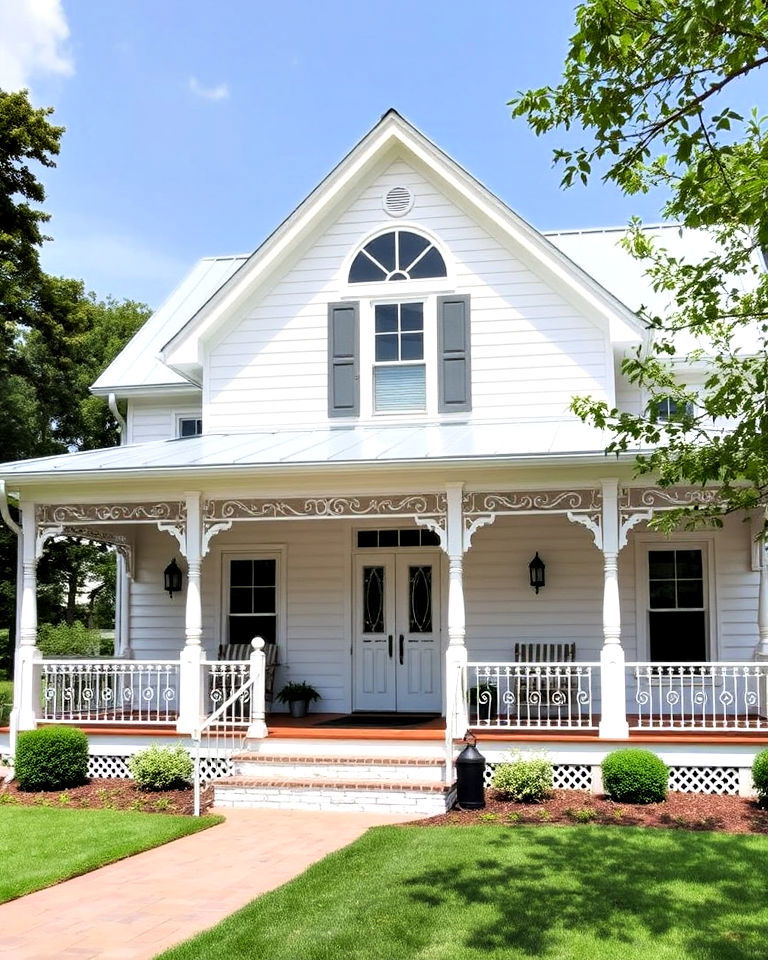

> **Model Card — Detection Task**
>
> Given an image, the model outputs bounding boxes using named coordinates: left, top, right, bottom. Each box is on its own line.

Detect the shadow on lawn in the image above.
left=403, top=827, right=767, bottom=960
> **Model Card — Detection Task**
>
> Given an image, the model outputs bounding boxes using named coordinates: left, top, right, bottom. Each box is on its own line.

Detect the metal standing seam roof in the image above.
left=0, top=420, right=614, bottom=478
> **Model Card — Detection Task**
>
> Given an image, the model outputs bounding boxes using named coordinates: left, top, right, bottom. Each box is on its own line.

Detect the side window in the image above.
left=647, top=548, right=706, bottom=660
left=178, top=417, right=202, bottom=437
left=228, top=558, right=277, bottom=645
left=373, top=302, right=425, bottom=412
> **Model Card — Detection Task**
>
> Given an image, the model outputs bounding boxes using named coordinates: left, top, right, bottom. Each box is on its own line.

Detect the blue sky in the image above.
left=0, top=1, right=710, bottom=306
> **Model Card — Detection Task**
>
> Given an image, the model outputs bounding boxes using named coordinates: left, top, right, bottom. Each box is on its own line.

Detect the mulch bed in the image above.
left=415, top=789, right=768, bottom=834
left=0, top=778, right=196, bottom=815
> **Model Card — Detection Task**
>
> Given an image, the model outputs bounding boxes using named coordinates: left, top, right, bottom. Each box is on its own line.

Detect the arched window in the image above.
left=348, top=230, right=447, bottom=283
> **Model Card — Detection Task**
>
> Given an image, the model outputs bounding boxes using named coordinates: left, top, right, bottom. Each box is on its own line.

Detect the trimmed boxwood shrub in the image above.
left=602, top=748, right=668, bottom=804
left=128, top=745, right=193, bottom=791
left=492, top=757, right=553, bottom=803
left=15, top=726, right=89, bottom=791
left=752, top=749, right=768, bottom=805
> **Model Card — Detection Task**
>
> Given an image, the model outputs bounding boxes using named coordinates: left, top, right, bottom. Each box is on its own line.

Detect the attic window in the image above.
left=348, top=231, right=446, bottom=283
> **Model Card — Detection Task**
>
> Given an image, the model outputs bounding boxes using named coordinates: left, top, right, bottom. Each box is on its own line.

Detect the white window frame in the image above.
left=175, top=413, right=203, bottom=438
left=633, top=535, right=718, bottom=662
left=219, top=547, right=287, bottom=656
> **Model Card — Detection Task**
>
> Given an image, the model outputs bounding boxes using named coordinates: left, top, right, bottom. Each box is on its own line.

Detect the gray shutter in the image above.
left=437, top=295, right=471, bottom=413
left=328, top=302, right=359, bottom=417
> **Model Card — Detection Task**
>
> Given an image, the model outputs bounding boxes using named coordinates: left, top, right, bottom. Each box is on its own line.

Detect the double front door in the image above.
left=353, top=552, right=441, bottom=712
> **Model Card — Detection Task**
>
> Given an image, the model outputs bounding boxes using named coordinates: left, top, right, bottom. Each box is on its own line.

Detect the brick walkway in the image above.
left=0, top=808, right=410, bottom=960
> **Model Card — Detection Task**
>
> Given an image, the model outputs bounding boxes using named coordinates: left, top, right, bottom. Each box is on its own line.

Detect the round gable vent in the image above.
left=383, top=186, right=414, bottom=217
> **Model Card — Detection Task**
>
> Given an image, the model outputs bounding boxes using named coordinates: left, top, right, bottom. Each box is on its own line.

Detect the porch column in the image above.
left=13, top=502, right=42, bottom=736
left=756, top=534, right=768, bottom=660
left=599, top=479, right=629, bottom=739
left=177, top=492, right=206, bottom=734
left=445, top=483, right=468, bottom=741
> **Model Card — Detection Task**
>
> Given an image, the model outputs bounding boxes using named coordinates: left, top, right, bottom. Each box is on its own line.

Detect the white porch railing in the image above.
left=466, top=662, right=598, bottom=730
left=628, top=662, right=768, bottom=730
left=40, top=660, right=181, bottom=724
left=203, top=661, right=251, bottom=724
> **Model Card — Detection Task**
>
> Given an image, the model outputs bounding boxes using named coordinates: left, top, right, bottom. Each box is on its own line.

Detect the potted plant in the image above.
left=276, top=681, right=321, bottom=718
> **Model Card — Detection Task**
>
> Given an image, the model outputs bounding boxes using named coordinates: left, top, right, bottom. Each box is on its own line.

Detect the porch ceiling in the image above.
left=0, top=420, right=617, bottom=481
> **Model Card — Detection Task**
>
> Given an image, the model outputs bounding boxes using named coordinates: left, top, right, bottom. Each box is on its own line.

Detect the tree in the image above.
left=511, top=0, right=768, bottom=531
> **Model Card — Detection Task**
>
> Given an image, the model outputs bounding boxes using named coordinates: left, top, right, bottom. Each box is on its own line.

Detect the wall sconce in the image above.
left=528, top=552, right=545, bottom=594
left=164, top=558, right=183, bottom=598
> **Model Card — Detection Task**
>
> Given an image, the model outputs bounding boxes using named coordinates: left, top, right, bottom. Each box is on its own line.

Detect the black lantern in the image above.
left=164, top=558, right=182, bottom=598
left=529, top=552, right=545, bottom=594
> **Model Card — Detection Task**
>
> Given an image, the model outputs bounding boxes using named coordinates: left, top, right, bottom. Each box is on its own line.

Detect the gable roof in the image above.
left=158, top=109, right=645, bottom=380
left=91, top=254, right=248, bottom=396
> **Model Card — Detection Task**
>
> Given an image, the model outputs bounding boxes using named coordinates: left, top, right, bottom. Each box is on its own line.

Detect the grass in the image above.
left=0, top=807, right=221, bottom=903
left=159, top=824, right=768, bottom=960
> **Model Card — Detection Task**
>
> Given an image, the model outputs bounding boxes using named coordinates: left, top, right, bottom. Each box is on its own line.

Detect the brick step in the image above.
left=231, top=753, right=448, bottom=783
left=213, top=775, right=456, bottom=816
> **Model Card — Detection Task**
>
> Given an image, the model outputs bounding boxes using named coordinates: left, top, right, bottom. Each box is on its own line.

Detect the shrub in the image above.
left=492, top=757, right=553, bottom=803
left=128, top=745, right=193, bottom=791
left=602, top=748, right=668, bottom=804
left=15, top=726, right=89, bottom=791
left=752, top=749, right=768, bottom=804
left=37, top=621, right=101, bottom=658
left=0, top=680, right=12, bottom=725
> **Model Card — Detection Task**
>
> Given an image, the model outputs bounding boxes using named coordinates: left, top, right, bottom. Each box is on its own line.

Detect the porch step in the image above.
left=213, top=774, right=455, bottom=816
left=230, top=753, right=447, bottom=784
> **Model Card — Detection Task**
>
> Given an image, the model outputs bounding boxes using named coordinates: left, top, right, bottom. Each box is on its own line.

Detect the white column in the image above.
left=756, top=538, right=768, bottom=660
left=12, top=502, right=42, bottom=736
left=246, top=637, right=268, bottom=739
left=177, top=492, right=205, bottom=734
left=599, top=479, right=629, bottom=739
left=444, top=483, right=468, bottom=742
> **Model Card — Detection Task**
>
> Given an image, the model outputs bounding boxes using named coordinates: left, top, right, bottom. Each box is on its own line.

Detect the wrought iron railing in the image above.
left=40, top=660, right=180, bottom=724
left=628, top=662, right=768, bottom=730
left=466, top=662, right=598, bottom=729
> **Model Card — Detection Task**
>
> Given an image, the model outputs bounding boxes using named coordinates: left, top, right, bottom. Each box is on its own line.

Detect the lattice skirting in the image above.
left=668, top=766, right=740, bottom=795
left=85, top=752, right=231, bottom=783
left=483, top=762, right=593, bottom=791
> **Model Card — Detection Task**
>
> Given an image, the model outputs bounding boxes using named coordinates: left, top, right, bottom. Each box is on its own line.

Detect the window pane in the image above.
left=400, top=332, right=424, bottom=360
left=378, top=529, right=398, bottom=547
left=400, top=302, right=423, bottom=331
left=375, top=334, right=399, bottom=362
left=677, top=580, right=704, bottom=608
left=676, top=550, right=703, bottom=579
left=179, top=418, right=201, bottom=437
left=363, top=567, right=385, bottom=633
left=349, top=251, right=384, bottom=283
left=252, top=559, right=276, bottom=587
left=649, top=611, right=706, bottom=661
left=229, top=615, right=276, bottom=645
left=252, top=587, right=276, bottom=614
left=230, top=560, right=253, bottom=587
left=649, top=580, right=676, bottom=609
left=399, top=528, right=420, bottom=547
left=648, top=551, right=675, bottom=579
left=420, top=529, right=441, bottom=546
left=374, top=304, right=398, bottom=332
left=366, top=233, right=396, bottom=272
left=409, top=566, right=433, bottom=633
left=374, top=365, right=426, bottom=412
left=229, top=588, right=253, bottom=614
left=398, top=232, right=430, bottom=270
left=407, top=246, right=446, bottom=279
left=357, top=530, right=378, bottom=548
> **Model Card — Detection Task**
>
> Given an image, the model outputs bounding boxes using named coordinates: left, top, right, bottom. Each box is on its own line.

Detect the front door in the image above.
left=353, top=552, right=441, bottom=712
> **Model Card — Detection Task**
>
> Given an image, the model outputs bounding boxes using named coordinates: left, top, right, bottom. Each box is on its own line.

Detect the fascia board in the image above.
left=90, top=383, right=202, bottom=399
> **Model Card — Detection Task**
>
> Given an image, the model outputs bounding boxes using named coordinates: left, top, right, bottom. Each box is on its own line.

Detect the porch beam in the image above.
left=599, top=479, right=629, bottom=739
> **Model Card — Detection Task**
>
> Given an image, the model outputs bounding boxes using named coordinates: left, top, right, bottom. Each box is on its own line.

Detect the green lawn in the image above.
left=159, top=824, right=768, bottom=960
left=0, top=807, right=221, bottom=902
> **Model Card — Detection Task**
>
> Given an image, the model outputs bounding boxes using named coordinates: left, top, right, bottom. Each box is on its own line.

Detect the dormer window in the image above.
left=349, top=230, right=447, bottom=283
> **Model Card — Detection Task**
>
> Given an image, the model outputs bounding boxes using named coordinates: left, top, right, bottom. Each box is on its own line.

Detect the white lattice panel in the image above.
left=668, top=766, right=739, bottom=795
left=198, top=756, right=233, bottom=785
left=87, top=755, right=132, bottom=779
left=482, top=762, right=592, bottom=791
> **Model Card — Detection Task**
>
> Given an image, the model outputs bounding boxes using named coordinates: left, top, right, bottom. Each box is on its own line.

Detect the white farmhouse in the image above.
left=1, top=110, right=766, bottom=812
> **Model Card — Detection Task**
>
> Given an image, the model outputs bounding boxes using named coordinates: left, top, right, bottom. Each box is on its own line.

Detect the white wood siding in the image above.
left=205, top=160, right=614, bottom=431
left=127, top=397, right=202, bottom=443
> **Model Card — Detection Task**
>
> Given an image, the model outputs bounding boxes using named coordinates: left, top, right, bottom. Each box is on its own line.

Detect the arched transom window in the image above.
left=349, top=230, right=447, bottom=283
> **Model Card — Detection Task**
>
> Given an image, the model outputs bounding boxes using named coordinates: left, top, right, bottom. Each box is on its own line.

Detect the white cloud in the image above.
left=0, top=0, right=74, bottom=91
left=188, top=76, right=230, bottom=102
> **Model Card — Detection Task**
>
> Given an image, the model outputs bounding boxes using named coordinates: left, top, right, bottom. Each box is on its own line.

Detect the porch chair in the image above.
left=215, top=641, right=279, bottom=707
left=513, top=642, right=578, bottom=718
